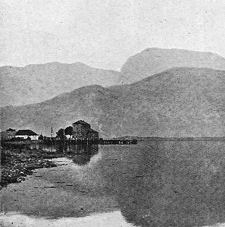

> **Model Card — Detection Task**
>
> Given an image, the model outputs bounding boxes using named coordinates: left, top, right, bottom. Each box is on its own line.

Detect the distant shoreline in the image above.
left=114, top=137, right=225, bottom=141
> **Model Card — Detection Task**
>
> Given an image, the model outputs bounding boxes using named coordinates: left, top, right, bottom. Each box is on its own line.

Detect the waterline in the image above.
left=0, top=211, right=135, bottom=227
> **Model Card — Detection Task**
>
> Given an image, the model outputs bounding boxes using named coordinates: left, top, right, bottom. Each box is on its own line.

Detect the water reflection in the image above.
left=65, top=144, right=99, bottom=165
left=28, top=142, right=99, bottom=166
left=1, top=140, right=225, bottom=227
left=99, top=141, right=225, bottom=227
left=29, top=142, right=57, bottom=152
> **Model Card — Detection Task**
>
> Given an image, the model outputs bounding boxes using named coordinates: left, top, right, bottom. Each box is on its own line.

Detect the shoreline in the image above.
left=0, top=211, right=224, bottom=227
left=0, top=147, right=64, bottom=189
left=0, top=155, right=119, bottom=220
left=0, top=211, right=134, bottom=227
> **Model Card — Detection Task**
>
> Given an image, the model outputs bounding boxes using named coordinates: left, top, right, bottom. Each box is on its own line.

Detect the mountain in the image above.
left=0, top=62, right=120, bottom=107
left=2, top=48, right=225, bottom=107
left=1, top=67, right=225, bottom=137
left=120, top=48, right=225, bottom=84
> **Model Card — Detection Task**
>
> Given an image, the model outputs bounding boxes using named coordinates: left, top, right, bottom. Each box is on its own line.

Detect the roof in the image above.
left=15, top=130, right=38, bottom=136
left=73, top=120, right=90, bottom=126
left=88, top=129, right=99, bottom=134
left=6, top=128, right=16, bottom=132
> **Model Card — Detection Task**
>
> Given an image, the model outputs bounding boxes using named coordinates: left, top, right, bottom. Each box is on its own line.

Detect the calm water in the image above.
left=1, top=141, right=225, bottom=227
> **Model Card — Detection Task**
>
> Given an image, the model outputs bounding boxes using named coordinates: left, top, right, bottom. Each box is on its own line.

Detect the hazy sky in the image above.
left=1, top=0, right=225, bottom=70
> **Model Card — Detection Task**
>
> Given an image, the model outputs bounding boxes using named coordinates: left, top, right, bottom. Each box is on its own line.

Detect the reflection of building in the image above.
left=15, top=130, right=39, bottom=140
left=67, top=144, right=99, bottom=165
left=72, top=120, right=99, bottom=141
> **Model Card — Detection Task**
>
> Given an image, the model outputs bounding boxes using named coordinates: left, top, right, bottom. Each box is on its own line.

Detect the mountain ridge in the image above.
left=1, top=67, right=225, bottom=138
left=2, top=48, right=225, bottom=107
left=0, top=62, right=121, bottom=107
left=120, top=48, right=225, bottom=84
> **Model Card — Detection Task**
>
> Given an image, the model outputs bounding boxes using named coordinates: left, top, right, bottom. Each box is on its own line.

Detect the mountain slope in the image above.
left=0, top=62, right=120, bottom=107
left=1, top=67, right=225, bottom=137
left=2, top=48, right=225, bottom=107
left=120, top=48, right=225, bottom=84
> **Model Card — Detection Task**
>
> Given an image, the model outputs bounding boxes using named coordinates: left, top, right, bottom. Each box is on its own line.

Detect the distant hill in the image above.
left=1, top=67, right=225, bottom=137
left=120, top=48, right=225, bottom=84
left=0, top=62, right=120, bottom=106
left=2, top=48, right=225, bottom=107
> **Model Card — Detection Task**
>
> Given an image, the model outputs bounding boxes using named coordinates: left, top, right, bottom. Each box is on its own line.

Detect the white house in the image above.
left=65, top=134, right=73, bottom=140
left=15, top=130, right=39, bottom=140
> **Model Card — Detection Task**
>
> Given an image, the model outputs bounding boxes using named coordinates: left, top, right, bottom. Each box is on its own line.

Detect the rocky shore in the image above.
left=0, top=147, right=63, bottom=189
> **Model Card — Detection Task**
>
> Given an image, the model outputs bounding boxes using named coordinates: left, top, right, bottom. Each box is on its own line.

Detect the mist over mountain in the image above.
left=0, top=62, right=120, bottom=107
left=1, top=67, right=225, bottom=137
left=120, top=48, right=225, bottom=84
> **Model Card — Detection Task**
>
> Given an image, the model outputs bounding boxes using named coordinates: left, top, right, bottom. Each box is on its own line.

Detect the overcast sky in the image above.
left=1, top=0, right=225, bottom=70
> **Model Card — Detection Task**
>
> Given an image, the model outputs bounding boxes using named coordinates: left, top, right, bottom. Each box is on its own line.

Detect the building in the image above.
left=0, top=128, right=16, bottom=140
left=72, top=120, right=91, bottom=140
left=65, top=134, right=72, bottom=140
left=6, top=128, right=16, bottom=139
left=15, top=130, right=39, bottom=140
left=72, top=120, right=99, bottom=141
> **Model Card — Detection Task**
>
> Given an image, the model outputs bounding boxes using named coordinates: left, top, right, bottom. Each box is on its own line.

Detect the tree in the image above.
left=65, top=126, right=73, bottom=137
left=38, top=134, right=44, bottom=140
left=56, top=128, right=65, bottom=140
